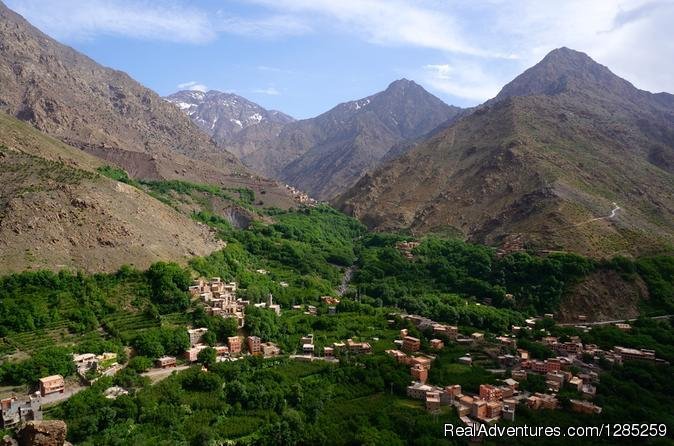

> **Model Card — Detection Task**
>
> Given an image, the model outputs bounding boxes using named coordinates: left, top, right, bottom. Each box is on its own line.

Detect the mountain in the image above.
left=337, top=48, right=674, bottom=257
left=165, top=89, right=295, bottom=159
left=168, top=79, right=461, bottom=200
left=0, top=112, right=224, bottom=274
left=264, top=79, right=461, bottom=200
left=0, top=2, right=297, bottom=208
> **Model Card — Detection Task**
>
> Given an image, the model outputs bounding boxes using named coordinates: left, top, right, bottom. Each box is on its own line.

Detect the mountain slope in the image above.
left=0, top=112, right=224, bottom=274
left=0, top=2, right=298, bottom=209
left=337, top=48, right=674, bottom=257
left=238, top=79, right=461, bottom=199
left=165, top=89, right=294, bottom=160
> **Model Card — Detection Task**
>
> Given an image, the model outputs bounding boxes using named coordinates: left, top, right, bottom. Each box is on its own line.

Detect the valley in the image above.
left=1, top=196, right=672, bottom=444
left=0, top=1, right=673, bottom=445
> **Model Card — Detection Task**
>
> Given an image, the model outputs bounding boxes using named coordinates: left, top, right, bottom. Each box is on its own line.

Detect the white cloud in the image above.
left=244, top=0, right=511, bottom=58
left=421, top=62, right=503, bottom=102
left=485, top=0, right=674, bottom=94
left=218, top=13, right=311, bottom=38
left=7, top=0, right=216, bottom=43
left=178, top=81, right=208, bottom=92
left=7, top=0, right=673, bottom=99
left=257, top=65, right=295, bottom=74
left=252, top=87, right=281, bottom=95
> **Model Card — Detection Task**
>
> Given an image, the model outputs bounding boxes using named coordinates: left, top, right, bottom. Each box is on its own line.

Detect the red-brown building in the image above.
left=247, top=336, right=262, bottom=355
left=410, top=364, right=428, bottom=383
left=430, top=339, right=444, bottom=350
left=402, top=336, right=421, bottom=353
left=39, top=375, right=65, bottom=396
left=425, top=391, right=440, bottom=412
left=471, top=399, right=487, bottom=419
left=530, top=358, right=561, bottom=373
left=479, top=384, right=503, bottom=402
left=155, top=356, right=177, bottom=368
left=570, top=399, right=602, bottom=414
left=228, top=336, right=242, bottom=355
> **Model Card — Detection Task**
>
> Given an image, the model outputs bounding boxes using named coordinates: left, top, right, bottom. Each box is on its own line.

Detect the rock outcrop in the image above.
left=17, top=420, right=67, bottom=446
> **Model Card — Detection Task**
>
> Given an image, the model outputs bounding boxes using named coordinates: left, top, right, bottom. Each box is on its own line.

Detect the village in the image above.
left=1, top=276, right=669, bottom=435
left=389, top=313, right=667, bottom=427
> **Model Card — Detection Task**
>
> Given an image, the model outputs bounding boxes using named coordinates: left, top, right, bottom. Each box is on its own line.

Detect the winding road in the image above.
left=558, top=314, right=673, bottom=327
left=571, top=202, right=621, bottom=227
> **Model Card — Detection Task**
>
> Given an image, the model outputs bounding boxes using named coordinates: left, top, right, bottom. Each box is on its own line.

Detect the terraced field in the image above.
left=102, top=313, right=161, bottom=342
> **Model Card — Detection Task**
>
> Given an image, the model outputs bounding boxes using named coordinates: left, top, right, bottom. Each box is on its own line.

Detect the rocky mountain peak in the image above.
left=384, top=78, right=417, bottom=91
left=337, top=48, right=674, bottom=258
left=166, top=90, right=294, bottom=128
left=493, top=47, right=640, bottom=102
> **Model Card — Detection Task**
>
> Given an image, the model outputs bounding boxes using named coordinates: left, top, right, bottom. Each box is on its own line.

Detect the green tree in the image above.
left=197, top=347, right=217, bottom=368
left=145, top=262, right=191, bottom=313
left=127, top=356, right=153, bottom=373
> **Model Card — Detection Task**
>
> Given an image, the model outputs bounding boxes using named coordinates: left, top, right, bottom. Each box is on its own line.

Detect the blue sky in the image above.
left=6, top=0, right=674, bottom=118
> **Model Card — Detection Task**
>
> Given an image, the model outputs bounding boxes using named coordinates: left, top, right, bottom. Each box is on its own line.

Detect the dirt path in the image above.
left=338, top=264, right=356, bottom=297
left=570, top=202, right=621, bottom=227
left=141, top=365, right=191, bottom=383
left=558, top=314, right=673, bottom=327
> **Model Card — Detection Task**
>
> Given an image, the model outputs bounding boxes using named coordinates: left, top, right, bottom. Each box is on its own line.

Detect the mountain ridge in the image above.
left=336, top=48, right=674, bottom=257
left=0, top=112, right=224, bottom=274
left=272, top=79, right=463, bottom=199
left=165, top=89, right=295, bottom=160
left=0, top=1, right=299, bottom=209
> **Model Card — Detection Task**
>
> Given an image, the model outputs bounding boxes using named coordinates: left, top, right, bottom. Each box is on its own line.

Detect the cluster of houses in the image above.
left=407, top=367, right=602, bottom=424
left=189, top=278, right=247, bottom=329
left=1, top=373, right=70, bottom=428
left=397, top=314, right=459, bottom=338
left=293, top=334, right=372, bottom=361
left=155, top=327, right=282, bottom=369
left=395, top=241, right=421, bottom=259
left=0, top=395, right=41, bottom=429
left=386, top=329, right=437, bottom=383
left=2, top=351, right=128, bottom=427
left=73, top=352, right=121, bottom=383
left=393, top=313, right=619, bottom=424
left=284, top=184, right=318, bottom=206
left=406, top=382, right=519, bottom=423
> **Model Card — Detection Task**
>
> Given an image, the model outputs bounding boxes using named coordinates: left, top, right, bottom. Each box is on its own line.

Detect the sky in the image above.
left=5, top=0, right=674, bottom=118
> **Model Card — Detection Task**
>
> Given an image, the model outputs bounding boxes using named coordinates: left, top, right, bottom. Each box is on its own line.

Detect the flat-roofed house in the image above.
left=39, top=375, right=65, bottom=396
left=155, top=356, right=177, bottom=368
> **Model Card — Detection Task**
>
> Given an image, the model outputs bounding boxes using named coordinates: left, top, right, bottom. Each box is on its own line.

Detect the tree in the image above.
left=246, top=306, right=279, bottom=340
left=145, top=262, right=191, bottom=313
left=202, top=330, right=217, bottom=346
left=197, top=347, right=217, bottom=368
left=128, top=356, right=153, bottom=373
left=131, top=331, right=164, bottom=358
left=113, top=367, right=149, bottom=389
left=181, top=368, right=222, bottom=392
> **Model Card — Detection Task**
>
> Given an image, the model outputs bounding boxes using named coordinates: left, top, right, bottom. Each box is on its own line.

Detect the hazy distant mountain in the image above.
left=165, top=90, right=295, bottom=159
left=0, top=1, right=296, bottom=208
left=337, top=48, right=674, bottom=257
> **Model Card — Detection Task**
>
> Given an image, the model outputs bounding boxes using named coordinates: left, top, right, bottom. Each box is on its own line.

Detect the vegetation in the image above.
left=96, top=165, right=139, bottom=186
left=0, top=346, right=75, bottom=386
left=1, top=204, right=673, bottom=444
left=130, top=327, right=189, bottom=359
left=635, top=256, right=674, bottom=314
left=353, top=235, right=672, bottom=318
left=190, top=206, right=364, bottom=308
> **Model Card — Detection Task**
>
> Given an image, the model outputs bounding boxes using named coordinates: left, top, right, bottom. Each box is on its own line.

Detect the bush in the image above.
left=128, top=356, right=153, bottom=373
